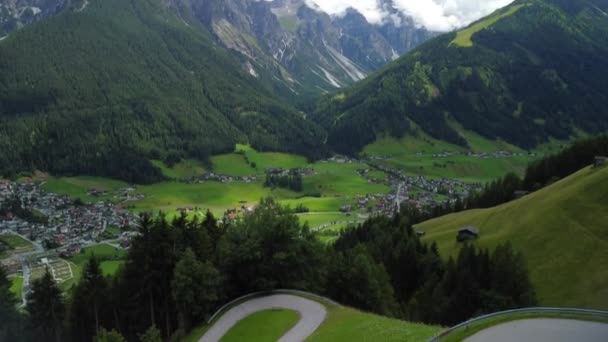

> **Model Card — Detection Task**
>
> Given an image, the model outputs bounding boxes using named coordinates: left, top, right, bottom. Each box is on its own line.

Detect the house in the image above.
left=457, top=226, right=480, bottom=242
left=340, top=204, right=353, bottom=213
left=1, top=259, right=20, bottom=274
left=416, top=230, right=426, bottom=237
left=594, top=156, right=607, bottom=167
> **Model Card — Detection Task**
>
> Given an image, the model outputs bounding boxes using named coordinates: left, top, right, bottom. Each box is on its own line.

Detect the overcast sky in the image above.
left=301, top=0, right=514, bottom=32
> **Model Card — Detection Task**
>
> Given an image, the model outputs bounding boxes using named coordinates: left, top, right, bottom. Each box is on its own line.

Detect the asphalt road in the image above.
left=200, top=294, right=327, bottom=342
left=464, top=318, right=608, bottom=342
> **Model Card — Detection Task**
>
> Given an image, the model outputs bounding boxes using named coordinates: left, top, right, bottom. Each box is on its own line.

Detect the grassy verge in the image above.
left=440, top=312, right=608, bottom=342
left=307, top=306, right=441, bottom=342
left=220, top=309, right=300, bottom=342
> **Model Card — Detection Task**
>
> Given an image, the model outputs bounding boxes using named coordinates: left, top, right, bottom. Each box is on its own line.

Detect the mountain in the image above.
left=0, top=0, right=326, bottom=182
left=2, top=1, right=433, bottom=99
left=313, top=0, right=608, bottom=155
left=159, top=0, right=433, bottom=99
left=417, top=164, right=608, bottom=309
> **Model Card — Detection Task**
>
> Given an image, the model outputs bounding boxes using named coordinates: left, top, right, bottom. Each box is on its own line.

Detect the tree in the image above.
left=27, top=269, right=65, bottom=342
left=139, top=325, right=162, bottom=342
left=172, top=249, right=222, bottom=332
left=94, top=328, right=127, bottom=342
left=0, top=266, right=26, bottom=341
left=69, top=255, right=109, bottom=341
left=327, top=245, right=397, bottom=316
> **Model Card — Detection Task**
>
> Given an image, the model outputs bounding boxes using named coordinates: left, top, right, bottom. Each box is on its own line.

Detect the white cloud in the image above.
left=293, top=0, right=515, bottom=32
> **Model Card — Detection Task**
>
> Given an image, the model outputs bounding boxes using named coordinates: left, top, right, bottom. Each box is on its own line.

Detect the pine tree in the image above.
left=172, top=249, right=222, bottom=332
left=94, top=328, right=127, bottom=342
left=0, top=266, right=26, bottom=341
left=69, top=255, right=109, bottom=341
left=27, top=269, right=65, bottom=342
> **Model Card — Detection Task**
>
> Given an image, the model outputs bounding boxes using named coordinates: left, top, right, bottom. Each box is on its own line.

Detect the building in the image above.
left=594, top=156, right=607, bottom=167
left=457, top=226, right=480, bottom=242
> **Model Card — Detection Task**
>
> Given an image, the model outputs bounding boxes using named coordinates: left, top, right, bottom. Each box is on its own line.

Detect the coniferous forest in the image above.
left=0, top=198, right=536, bottom=341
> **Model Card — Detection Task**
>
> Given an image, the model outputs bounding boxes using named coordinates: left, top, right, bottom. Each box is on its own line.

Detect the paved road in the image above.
left=200, top=294, right=327, bottom=342
left=464, top=318, right=608, bottom=342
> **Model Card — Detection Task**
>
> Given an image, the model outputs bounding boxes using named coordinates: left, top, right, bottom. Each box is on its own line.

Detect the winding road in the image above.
left=200, top=294, right=327, bottom=342
left=464, top=318, right=608, bottom=342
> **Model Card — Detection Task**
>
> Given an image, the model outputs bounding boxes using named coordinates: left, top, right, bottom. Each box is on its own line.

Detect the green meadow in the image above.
left=151, top=159, right=207, bottom=179
left=63, top=243, right=127, bottom=290
left=450, top=4, right=528, bottom=47
left=220, top=309, right=300, bottom=342
left=417, top=166, right=608, bottom=309
left=10, top=276, right=23, bottom=300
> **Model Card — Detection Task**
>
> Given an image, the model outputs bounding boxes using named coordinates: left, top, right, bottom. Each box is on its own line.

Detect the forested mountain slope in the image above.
left=314, top=0, right=608, bottom=155
left=0, top=0, right=326, bottom=182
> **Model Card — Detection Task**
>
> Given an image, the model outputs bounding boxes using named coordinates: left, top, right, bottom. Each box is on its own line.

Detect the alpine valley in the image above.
left=1, top=0, right=607, bottom=342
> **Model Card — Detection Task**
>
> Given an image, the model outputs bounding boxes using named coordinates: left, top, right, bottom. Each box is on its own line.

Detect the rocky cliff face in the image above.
left=167, top=0, right=434, bottom=96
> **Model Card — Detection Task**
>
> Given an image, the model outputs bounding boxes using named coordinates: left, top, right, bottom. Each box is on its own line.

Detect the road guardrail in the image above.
left=428, top=307, right=608, bottom=341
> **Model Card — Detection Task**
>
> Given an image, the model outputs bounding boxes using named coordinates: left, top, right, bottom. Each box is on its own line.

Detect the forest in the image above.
left=1, top=198, right=535, bottom=341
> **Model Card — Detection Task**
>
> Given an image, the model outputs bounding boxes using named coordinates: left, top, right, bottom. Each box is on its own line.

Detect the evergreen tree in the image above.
left=27, top=269, right=65, bottom=342
left=172, top=249, right=222, bottom=332
left=0, top=266, right=26, bottom=341
left=69, top=255, right=109, bottom=341
left=139, top=325, right=162, bottom=342
left=94, top=328, right=127, bottom=342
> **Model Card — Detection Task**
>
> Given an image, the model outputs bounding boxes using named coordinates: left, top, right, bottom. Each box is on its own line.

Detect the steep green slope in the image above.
left=0, top=0, right=325, bottom=183
left=417, top=165, right=608, bottom=309
left=314, top=0, right=608, bottom=155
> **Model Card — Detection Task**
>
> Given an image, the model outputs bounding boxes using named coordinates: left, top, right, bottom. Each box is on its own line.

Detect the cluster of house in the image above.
left=0, top=180, right=139, bottom=257
left=88, top=187, right=145, bottom=202
left=187, top=172, right=260, bottom=184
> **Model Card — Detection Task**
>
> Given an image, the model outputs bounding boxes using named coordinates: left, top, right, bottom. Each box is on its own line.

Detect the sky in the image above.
left=301, top=0, right=515, bottom=32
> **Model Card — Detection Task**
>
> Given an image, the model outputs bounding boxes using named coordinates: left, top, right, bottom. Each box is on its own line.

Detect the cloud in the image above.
left=299, top=0, right=515, bottom=32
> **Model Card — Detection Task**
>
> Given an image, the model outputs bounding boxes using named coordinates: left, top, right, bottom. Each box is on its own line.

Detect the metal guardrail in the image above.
left=428, top=307, right=608, bottom=341
left=206, top=289, right=340, bottom=324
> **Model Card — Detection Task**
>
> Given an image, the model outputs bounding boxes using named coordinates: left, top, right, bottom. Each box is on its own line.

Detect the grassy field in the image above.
left=450, top=3, right=528, bottom=47
left=151, top=159, right=207, bottom=179
left=211, top=153, right=256, bottom=177
left=0, top=233, right=33, bottom=248
left=0, top=233, right=34, bottom=257
left=10, top=276, right=23, bottom=300
left=417, top=165, right=608, bottom=309
left=363, top=133, right=535, bottom=183
left=236, top=144, right=308, bottom=171
left=307, top=306, right=441, bottom=342
left=296, top=212, right=351, bottom=229
left=42, top=176, right=127, bottom=202
left=305, top=161, right=389, bottom=196
left=220, top=309, right=300, bottom=342
left=63, top=244, right=127, bottom=290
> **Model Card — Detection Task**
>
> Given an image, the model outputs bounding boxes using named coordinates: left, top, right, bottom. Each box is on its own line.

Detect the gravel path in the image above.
left=464, top=318, right=608, bottom=342
left=200, top=294, right=327, bottom=342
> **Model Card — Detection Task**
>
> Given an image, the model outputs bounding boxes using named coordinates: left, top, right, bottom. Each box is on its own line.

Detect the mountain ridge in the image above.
left=313, top=0, right=608, bottom=154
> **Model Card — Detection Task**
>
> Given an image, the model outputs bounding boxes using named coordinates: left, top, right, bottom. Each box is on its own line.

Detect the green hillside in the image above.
left=0, top=0, right=325, bottom=183
left=314, top=0, right=608, bottom=155
left=417, top=165, right=608, bottom=309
